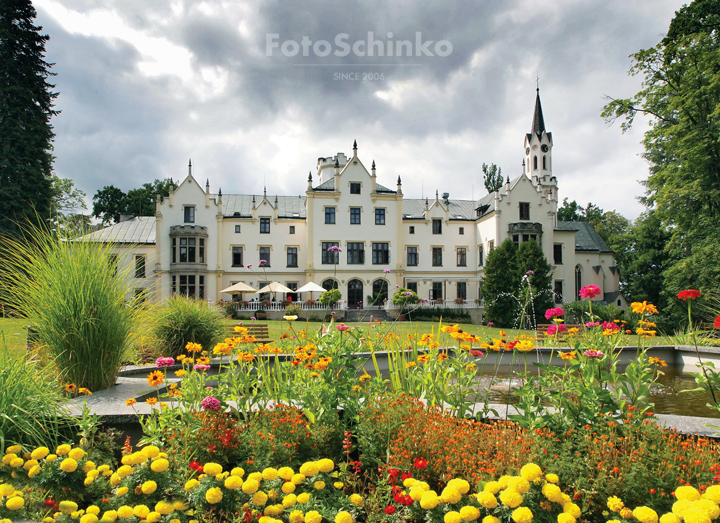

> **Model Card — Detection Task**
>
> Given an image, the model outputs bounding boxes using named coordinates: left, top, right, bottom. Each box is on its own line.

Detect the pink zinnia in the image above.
left=155, top=356, right=175, bottom=368
left=601, top=321, right=621, bottom=332
left=545, top=307, right=565, bottom=320
left=585, top=321, right=601, bottom=328
left=579, top=285, right=602, bottom=299
left=583, top=350, right=604, bottom=358
left=470, top=350, right=484, bottom=357
left=201, top=396, right=221, bottom=411
left=547, top=324, right=567, bottom=335
left=194, top=364, right=211, bottom=371
left=337, top=324, right=350, bottom=332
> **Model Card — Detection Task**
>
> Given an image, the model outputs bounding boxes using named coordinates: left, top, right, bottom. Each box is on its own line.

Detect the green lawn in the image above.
left=0, top=317, right=680, bottom=364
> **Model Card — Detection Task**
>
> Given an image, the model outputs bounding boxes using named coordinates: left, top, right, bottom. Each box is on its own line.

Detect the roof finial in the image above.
left=308, top=171, right=312, bottom=182
left=506, top=175, right=510, bottom=184
left=532, top=87, right=545, bottom=135
left=334, top=158, right=339, bottom=168
left=353, top=139, right=357, bottom=150
left=275, top=195, right=278, bottom=204
left=188, top=159, right=192, bottom=177
left=372, top=159, right=376, bottom=169
left=397, top=175, right=401, bottom=185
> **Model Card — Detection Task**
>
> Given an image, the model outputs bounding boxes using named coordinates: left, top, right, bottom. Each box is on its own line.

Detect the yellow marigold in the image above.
left=206, top=487, right=223, bottom=504
left=243, top=479, right=260, bottom=495
left=56, top=444, right=72, bottom=456
left=300, top=462, right=320, bottom=477
left=508, top=477, right=530, bottom=494
left=59, top=501, right=79, bottom=514
left=297, top=493, right=311, bottom=504
left=477, top=491, right=498, bottom=509
left=633, top=507, right=659, bottom=523
left=0, top=453, right=16, bottom=465
left=278, top=466, right=294, bottom=480
left=460, top=506, right=481, bottom=521
left=253, top=491, right=269, bottom=506
left=441, top=486, right=463, bottom=504
left=5, top=496, right=24, bottom=511
left=141, top=480, right=157, bottom=494
left=225, top=475, right=243, bottom=490
left=545, top=474, right=559, bottom=484
left=499, top=489, right=523, bottom=508
left=10, top=457, right=23, bottom=468
left=231, top=467, right=245, bottom=477
left=116, top=487, right=128, bottom=496
left=80, top=514, right=98, bottom=523
left=420, top=491, right=440, bottom=510
left=102, top=510, right=118, bottom=521
left=143, top=446, right=160, bottom=459
left=31, top=447, right=50, bottom=460
left=317, top=459, right=334, bottom=473
left=512, top=507, right=533, bottom=523
left=445, top=511, right=463, bottom=523
left=620, top=508, right=634, bottom=520
left=68, top=448, right=85, bottom=460
left=60, top=458, right=78, bottom=473
left=305, top=511, right=322, bottom=523
left=28, top=465, right=41, bottom=478
left=146, top=512, right=162, bottom=523
left=5, top=445, right=21, bottom=454
left=292, top=474, right=306, bottom=485
left=483, top=517, right=501, bottom=523
left=248, top=471, right=263, bottom=482
left=283, top=494, right=298, bottom=508
left=263, top=467, right=279, bottom=480
left=607, top=496, right=624, bottom=512
left=675, top=486, right=702, bottom=502
left=683, top=506, right=711, bottom=523
left=133, top=505, right=150, bottom=518
left=703, top=485, right=720, bottom=504
left=660, top=514, right=681, bottom=523
left=117, top=506, right=134, bottom=519
left=204, top=462, right=223, bottom=476
left=447, top=478, right=470, bottom=495
left=520, top=463, right=543, bottom=482
left=185, top=479, right=200, bottom=491
left=564, top=504, right=581, bottom=519
left=557, top=514, right=576, bottom=523
left=335, top=511, right=353, bottom=523
left=150, top=458, right=169, bottom=473
left=498, top=476, right=512, bottom=489
left=282, top=482, right=296, bottom=494
left=695, top=499, right=720, bottom=520
left=289, top=510, right=305, bottom=523
left=542, top=483, right=563, bottom=503
left=484, top=481, right=502, bottom=494
left=314, top=481, right=326, bottom=490
left=349, top=494, right=364, bottom=507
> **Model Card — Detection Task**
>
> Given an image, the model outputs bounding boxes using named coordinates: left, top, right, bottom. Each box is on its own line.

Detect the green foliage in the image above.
left=603, top=4, right=720, bottom=315
left=517, top=240, right=553, bottom=327
left=562, top=300, right=627, bottom=326
left=151, top=295, right=226, bottom=358
left=482, top=162, right=503, bottom=193
left=391, top=288, right=419, bottom=307
left=0, top=347, right=72, bottom=451
left=92, top=179, right=173, bottom=225
left=320, top=288, right=342, bottom=306
left=405, top=307, right=471, bottom=322
left=0, top=0, right=58, bottom=232
left=482, top=238, right=520, bottom=328
left=0, top=224, right=141, bottom=391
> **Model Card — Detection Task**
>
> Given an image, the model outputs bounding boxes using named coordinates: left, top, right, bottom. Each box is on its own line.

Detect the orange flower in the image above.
left=126, top=398, right=137, bottom=407
left=437, top=353, right=448, bottom=362
left=417, top=355, right=430, bottom=364
left=631, top=301, right=659, bottom=315
left=146, top=397, right=158, bottom=405
left=559, top=352, right=576, bottom=361
left=147, top=370, right=164, bottom=387
left=186, top=342, right=203, bottom=353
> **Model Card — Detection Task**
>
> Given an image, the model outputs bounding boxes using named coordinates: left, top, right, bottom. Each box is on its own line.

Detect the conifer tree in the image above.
left=0, top=0, right=58, bottom=232
left=482, top=238, right=520, bottom=328
left=517, top=240, right=554, bottom=327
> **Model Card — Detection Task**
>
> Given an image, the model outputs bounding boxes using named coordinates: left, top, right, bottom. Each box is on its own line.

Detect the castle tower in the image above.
left=524, top=89, right=557, bottom=202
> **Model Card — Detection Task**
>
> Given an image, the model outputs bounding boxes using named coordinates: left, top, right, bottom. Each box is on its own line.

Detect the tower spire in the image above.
left=532, top=88, right=545, bottom=136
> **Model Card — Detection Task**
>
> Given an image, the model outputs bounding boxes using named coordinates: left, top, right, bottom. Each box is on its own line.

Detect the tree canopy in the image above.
left=482, top=238, right=520, bottom=328
left=482, top=163, right=503, bottom=193
left=92, top=179, right=173, bottom=225
left=602, top=0, right=720, bottom=315
left=0, top=0, right=58, bottom=232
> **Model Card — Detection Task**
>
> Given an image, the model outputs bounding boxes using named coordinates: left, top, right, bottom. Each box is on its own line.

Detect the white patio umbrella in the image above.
left=295, top=282, right=326, bottom=294
left=255, top=281, right=294, bottom=294
left=220, top=282, right=255, bottom=294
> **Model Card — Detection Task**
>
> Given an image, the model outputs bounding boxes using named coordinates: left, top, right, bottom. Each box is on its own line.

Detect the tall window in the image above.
left=456, top=247, right=467, bottom=267
left=409, top=226, right=415, bottom=234
left=478, top=245, right=484, bottom=266
left=519, top=202, right=530, bottom=220
left=289, top=226, right=295, bottom=234
left=135, top=255, right=146, bottom=278
left=325, top=207, right=336, bottom=224
left=350, top=183, right=361, bottom=194
left=347, top=242, right=365, bottom=264
left=553, top=244, right=563, bottom=265
left=533, top=155, right=538, bottom=170
left=407, top=246, right=418, bottom=266
left=287, top=247, right=298, bottom=267
left=459, top=227, right=464, bottom=235
left=178, top=275, right=205, bottom=298
left=407, top=282, right=418, bottom=293
left=543, top=156, right=547, bottom=169
left=489, top=240, right=495, bottom=251
left=177, top=237, right=203, bottom=263
left=575, top=265, right=582, bottom=301
left=322, top=279, right=338, bottom=291
left=375, top=208, right=385, bottom=225
left=432, top=219, right=442, bottom=234
left=372, top=243, right=389, bottom=264
left=322, top=242, right=339, bottom=264
left=235, top=225, right=241, bottom=233
left=232, top=246, right=243, bottom=267
left=350, top=207, right=361, bottom=224
left=432, top=247, right=442, bottom=266
left=260, top=218, right=271, bottom=233
left=184, top=206, right=195, bottom=223
left=554, top=281, right=563, bottom=304
left=432, top=282, right=443, bottom=301
left=259, top=246, right=271, bottom=266
left=457, top=282, right=467, bottom=300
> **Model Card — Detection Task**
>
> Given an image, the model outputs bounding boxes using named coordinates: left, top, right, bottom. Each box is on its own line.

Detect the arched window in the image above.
left=371, top=279, right=389, bottom=306
left=543, top=155, right=546, bottom=170
left=347, top=279, right=363, bottom=309
left=533, top=155, right=538, bottom=170
left=574, top=265, right=582, bottom=301
left=321, top=279, right=338, bottom=291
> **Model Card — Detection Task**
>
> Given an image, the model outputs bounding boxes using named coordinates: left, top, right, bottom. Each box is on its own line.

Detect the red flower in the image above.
left=714, top=316, right=720, bottom=329
left=189, top=461, right=203, bottom=472
left=413, top=457, right=428, bottom=470
left=579, top=285, right=602, bottom=299
left=678, top=289, right=701, bottom=300
left=385, top=506, right=396, bottom=515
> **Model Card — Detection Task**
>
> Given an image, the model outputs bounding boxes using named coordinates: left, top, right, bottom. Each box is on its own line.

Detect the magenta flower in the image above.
left=585, top=321, right=601, bottom=328
left=383, top=269, right=391, bottom=274
left=327, top=245, right=342, bottom=252
left=579, top=285, right=602, bottom=299
left=546, top=324, right=567, bottom=335
left=544, top=307, right=565, bottom=320
left=259, top=259, right=267, bottom=266
left=470, top=350, right=485, bottom=357
left=526, top=270, right=535, bottom=275
left=155, top=356, right=175, bottom=367
left=194, top=364, right=211, bottom=371
left=488, top=322, right=494, bottom=326
left=246, top=264, right=253, bottom=269
left=331, top=311, right=336, bottom=316
left=201, top=396, right=221, bottom=411
left=250, top=317, right=256, bottom=321
left=601, top=321, right=621, bottom=332
left=337, top=324, right=350, bottom=332
left=583, top=350, right=604, bottom=358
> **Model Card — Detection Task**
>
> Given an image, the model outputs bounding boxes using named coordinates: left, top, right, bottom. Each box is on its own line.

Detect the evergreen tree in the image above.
left=482, top=163, right=503, bottom=194
left=92, top=179, right=172, bottom=225
left=482, top=238, right=520, bottom=328
left=0, top=0, right=58, bottom=232
left=517, top=240, right=554, bottom=327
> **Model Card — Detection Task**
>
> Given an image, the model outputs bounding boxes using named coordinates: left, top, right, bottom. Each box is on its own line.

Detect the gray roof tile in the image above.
left=83, top=217, right=156, bottom=244
left=222, top=195, right=307, bottom=218
left=555, top=221, right=613, bottom=253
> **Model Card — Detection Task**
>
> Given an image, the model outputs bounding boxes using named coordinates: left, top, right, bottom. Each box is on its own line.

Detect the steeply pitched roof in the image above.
left=221, top=195, right=307, bottom=218
left=83, top=217, right=156, bottom=244
left=555, top=221, right=613, bottom=253
left=532, top=88, right=545, bottom=135
left=401, top=195, right=494, bottom=220
left=312, top=179, right=395, bottom=193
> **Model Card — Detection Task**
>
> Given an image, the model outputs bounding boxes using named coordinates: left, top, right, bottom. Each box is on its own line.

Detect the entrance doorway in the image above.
left=347, top=279, right=364, bottom=309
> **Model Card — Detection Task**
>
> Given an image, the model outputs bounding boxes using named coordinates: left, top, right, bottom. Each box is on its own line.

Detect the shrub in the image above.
left=0, top=224, right=141, bottom=391
left=320, top=289, right=341, bottom=306
left=406, top=307, right=471, bottom=322
left=285, top=303, right=303, bottom=316
left=0, top=347, right=73, bottom=451
left=151, top=295, right=226, bottom=358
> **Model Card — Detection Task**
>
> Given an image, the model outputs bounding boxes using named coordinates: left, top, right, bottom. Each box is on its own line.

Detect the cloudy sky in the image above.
left=34, top=0, right=686, bottom=220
